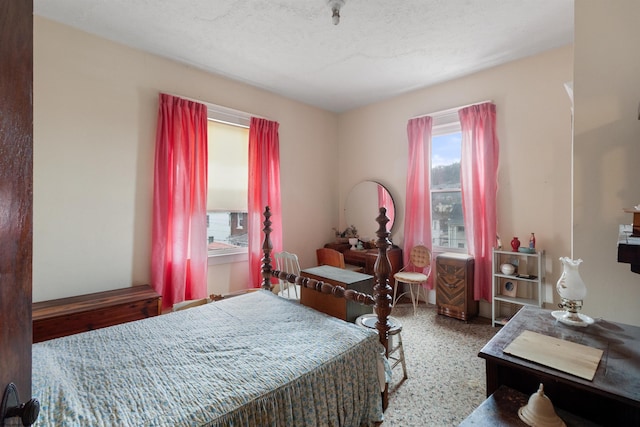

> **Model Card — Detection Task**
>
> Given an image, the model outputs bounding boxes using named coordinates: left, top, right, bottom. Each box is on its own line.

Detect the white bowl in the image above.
left=500, top=263, right=515, bottom=275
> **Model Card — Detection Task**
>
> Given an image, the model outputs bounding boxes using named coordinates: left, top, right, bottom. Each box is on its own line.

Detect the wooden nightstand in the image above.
left=436, top=252, right=477, bottom=321
left=32, top=285, right=161, bottom=342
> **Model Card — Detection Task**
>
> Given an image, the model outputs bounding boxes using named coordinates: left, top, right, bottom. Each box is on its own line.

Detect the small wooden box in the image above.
left=436, top=253, right=477, bottom=321
left=32, top=285, right=161, bottom=343
left=300, top=265, right=374, bottom=322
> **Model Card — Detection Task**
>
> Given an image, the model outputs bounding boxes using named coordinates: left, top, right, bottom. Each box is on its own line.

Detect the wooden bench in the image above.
left=32, top=285, right=161, bottom=343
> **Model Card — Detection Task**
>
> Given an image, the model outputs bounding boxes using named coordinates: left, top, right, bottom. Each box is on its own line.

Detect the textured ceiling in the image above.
left=34, top=0, right=574, bottom=112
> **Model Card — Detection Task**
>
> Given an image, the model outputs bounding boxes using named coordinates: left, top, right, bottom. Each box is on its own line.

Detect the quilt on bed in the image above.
left=32, top=290, right=383, bottom=426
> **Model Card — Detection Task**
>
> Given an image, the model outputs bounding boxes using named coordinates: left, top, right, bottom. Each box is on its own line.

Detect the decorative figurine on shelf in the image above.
left=529, top=233, right=536, bottom=249
left=496, top=234, right=503, bottom=249
left=511, top=237, right=521, bottom=252
left=348, top=237, right=358, bottom=250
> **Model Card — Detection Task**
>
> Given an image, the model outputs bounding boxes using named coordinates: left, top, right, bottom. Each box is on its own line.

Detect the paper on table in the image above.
left=503, top=330, right=603, bottom=381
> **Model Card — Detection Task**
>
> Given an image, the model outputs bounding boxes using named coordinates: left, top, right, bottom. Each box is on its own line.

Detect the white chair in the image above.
left=393, top=245, right=432, bottom=316
left=274, top=251, right=301, bottom=299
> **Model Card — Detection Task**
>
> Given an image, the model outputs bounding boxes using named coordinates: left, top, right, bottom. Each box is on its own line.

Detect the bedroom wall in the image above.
left=33, top=17, right=339, bottom=301
left=572, top=0, right=640, bottom=326
left=338, top=46, right=574, bottom=317
left=36, top=6, right=639, bottom=326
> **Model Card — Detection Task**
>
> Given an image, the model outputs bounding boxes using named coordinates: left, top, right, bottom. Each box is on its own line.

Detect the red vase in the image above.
left=511, top=237, right=521, bottom=252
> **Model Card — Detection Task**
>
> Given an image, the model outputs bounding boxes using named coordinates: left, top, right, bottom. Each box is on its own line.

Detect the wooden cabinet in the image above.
left=618, top=223, right=640, bottom=273
left=491, top=249, right=544, bottom=327
left=300, top=265, right=374, bottom=322
left=32, top=285, right=162, bottom=343
left=436, top=252, right=477, bottom=321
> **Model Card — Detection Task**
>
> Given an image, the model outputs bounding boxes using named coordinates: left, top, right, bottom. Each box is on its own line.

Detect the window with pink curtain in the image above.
left=459, top=102, right=499, bottom=301
left=403, top=116, right=434, bottom=286
left=248, top=117, right=282, bottom=288
left=151, top=94, right=208, bottom=310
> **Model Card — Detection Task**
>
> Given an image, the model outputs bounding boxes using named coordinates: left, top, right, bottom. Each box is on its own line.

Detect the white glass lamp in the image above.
left=551, top=257, right=594, bottom=327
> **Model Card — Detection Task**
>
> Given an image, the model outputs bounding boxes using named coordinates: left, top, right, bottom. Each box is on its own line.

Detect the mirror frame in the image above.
left=345, top=180, right=396, bottom=241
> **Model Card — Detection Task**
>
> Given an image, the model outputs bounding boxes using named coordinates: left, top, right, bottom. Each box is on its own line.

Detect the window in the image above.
left=206, top=107, right=250, bottom=259
left=431, top=111, right=465, bottom=251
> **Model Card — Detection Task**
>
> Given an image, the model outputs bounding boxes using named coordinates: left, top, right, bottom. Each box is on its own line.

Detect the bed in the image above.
left=32, top=207, right=396, bottom=426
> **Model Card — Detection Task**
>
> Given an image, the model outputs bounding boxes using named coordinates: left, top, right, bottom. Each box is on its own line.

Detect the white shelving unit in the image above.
left=491, top=248, right=545, bottom=327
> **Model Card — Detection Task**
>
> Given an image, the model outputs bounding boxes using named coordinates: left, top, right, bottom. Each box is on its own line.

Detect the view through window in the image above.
left=431, top=131, right=465, bottom=250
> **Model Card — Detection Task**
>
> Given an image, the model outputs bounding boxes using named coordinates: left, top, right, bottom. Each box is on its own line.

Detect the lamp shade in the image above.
left=556, top=257, right=587, bottom=301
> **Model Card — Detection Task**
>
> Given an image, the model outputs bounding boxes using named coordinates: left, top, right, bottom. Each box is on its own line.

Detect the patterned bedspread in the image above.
left=32, top=290, right=384, bottom=426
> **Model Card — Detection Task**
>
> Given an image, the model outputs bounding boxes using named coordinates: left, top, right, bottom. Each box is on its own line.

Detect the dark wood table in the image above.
left=478, top=306, right=640, bottom=426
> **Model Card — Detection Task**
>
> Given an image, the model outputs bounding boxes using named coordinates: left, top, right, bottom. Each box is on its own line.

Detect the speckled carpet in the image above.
left=381, top=303, right=497, bottom=426
left=276, top=287, right=497, bottom=426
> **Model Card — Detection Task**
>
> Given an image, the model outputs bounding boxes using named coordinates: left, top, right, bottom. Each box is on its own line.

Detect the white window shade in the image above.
left=207, top=120, right=249, bottom=212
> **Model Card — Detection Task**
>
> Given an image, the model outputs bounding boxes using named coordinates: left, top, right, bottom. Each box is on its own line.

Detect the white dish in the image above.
left=551, top=310, right=594, bottom=327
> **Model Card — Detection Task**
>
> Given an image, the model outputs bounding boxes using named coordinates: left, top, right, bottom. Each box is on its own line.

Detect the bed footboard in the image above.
left=260, top=206, right=394, bottom=409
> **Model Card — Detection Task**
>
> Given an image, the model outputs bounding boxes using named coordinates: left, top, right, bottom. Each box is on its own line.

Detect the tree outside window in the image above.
left=431, top=132, right=465, bottom=250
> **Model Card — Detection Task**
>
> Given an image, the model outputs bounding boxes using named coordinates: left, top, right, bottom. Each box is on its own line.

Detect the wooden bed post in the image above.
left=261, top=206, right=274, bottom=291
left=261, top=205, right=392, bottom=411
left=374, top=207, right=393, bottom=411
left=373, top=207, right=393, bottom=352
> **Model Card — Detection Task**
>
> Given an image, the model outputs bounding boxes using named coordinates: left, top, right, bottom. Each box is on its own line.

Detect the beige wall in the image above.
left=339, top=46, right=574, bottom=316
left=33, top=17, right=339, bottom=301
left=35, top=5, right=639, bottom=326
left=573, top=0, right=640, bottom=326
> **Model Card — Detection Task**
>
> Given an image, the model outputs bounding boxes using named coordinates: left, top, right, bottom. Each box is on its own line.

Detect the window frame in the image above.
left=206, top=104, right=251, bottom=263
left=430, top=109, right=466, bottom=254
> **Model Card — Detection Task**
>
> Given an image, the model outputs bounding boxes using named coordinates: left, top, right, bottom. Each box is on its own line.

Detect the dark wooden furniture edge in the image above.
left=478, top=306, right=640, bottom=425
left=32, top=285, right=161, bottom=320
left=618, top=241, right=640, bottom=273
left=260, top=206, right=394, bottom=410
left=32, top=285, right=162, bottom=343
left=460, top=385, right=601, bottom=426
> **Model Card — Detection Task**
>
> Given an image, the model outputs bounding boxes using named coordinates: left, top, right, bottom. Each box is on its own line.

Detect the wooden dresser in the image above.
left=435, top=252, right=477, bottom=321
left=324, top=242, right=403, bottom=281
left=300, top=265, right=374, bottom=322
left=32, top=285, right=162, bottom=343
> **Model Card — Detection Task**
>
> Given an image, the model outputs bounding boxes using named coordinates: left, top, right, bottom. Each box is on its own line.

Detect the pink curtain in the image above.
left=248, top=117, right=282, bottom=288
left=459, top=102, right=499, bottom=301
left=151, top=94, right=208, bottom=310
left=403, top=116, right=434, bottom=286
left=378, top=184, right=395, bottom=228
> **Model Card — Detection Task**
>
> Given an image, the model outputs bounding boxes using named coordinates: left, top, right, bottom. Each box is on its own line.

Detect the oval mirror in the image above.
left=345, top=181, right=395, bottom=241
